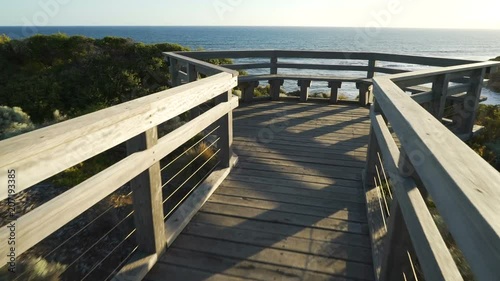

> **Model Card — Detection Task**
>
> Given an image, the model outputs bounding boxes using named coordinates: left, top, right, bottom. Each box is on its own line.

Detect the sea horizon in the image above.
left=2, top=25, right=499, bottom=103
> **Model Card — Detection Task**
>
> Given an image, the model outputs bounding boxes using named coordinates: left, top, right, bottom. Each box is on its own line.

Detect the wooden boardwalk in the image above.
left=145, top=101, right=374, bottom=281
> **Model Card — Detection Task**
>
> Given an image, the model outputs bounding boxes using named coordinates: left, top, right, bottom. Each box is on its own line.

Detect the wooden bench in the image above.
left=237, top=74, right=373, bottom=105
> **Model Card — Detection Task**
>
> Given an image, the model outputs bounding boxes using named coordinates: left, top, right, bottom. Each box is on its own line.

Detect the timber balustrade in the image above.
left=0, top=49, right=498, bottom=281
left=166, top=50, right=483, bottom=106
left=363, top=61, right=500, bottom=281
left=0, top=60, right=238, bottom=280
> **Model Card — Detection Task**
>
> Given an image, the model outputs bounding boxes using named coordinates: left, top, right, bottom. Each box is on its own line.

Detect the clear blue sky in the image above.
left=1, top=0, right=499, bottom=29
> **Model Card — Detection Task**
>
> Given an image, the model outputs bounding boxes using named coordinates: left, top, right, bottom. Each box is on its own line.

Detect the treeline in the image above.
left=0, top=33, right=187, bottom=124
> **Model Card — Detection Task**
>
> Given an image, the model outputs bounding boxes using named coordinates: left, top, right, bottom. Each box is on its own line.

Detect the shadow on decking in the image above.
left=146, top=100, right=374, bottom=281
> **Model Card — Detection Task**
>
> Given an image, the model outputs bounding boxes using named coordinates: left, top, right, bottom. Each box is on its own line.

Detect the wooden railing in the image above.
left=1, top=49, right=498, bottom=281
left=0, top=63, right=238, bottom=280
left=363, top=60, right=500, bottom=281
left=166, top=50, right=481, bottom=105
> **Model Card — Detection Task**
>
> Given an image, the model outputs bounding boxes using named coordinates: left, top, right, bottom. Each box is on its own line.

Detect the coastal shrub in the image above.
left=338, top=93, right=349, bottom=100
left=469, top=104, right=500, bottom=170
left=488, top=56, right=500, bottom=92
left=0, top=106, right=35, bottom=139
left=0, top=256, right=66, bottom=281
left=0, top=34, right=9, bottom=44
left=0, top=34, right=188, bottom=123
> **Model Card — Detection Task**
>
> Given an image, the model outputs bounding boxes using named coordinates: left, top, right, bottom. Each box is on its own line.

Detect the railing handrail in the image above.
left=366, top=60, right=500, bottom=280
left=0, top=72, right=236, bottom=199
left=175, top=50, right=480, bottom=67
left=0, top=69, right=238, bottom=274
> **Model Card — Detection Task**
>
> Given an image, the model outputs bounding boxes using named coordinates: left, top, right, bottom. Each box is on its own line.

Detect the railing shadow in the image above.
left=148, top=100, right=375, bottom=281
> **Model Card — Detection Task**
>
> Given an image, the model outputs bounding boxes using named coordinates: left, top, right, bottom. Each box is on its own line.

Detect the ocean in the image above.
left=1, top=26, right=500, bottom=103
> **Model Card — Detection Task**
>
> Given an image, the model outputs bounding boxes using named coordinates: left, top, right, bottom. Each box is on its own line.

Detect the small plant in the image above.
left=286, top=90, right=301, bottom=97
left=0, top=34, right=10, bottom=44
left=0, top=257, right=67, bottom=281
left=338, top=93, right=349, bottom=100
left=0, top=106, right=35, bottom=139
left=468, top=104, right=500, bottom=170
left=487, top=56, right=500, bottom=92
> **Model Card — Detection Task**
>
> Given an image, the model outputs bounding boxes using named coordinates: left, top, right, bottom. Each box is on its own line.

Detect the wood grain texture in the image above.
left=371, top=108, right=466, bottom=281
left=146, top=101, right=374, bottom=281
left=374, top=74, right=500, bottom=280
left=127, top=127, right=166, bottom=255
left=0, top=99, right=238, bottom=265
left=0, top=73, right=236, bottom=200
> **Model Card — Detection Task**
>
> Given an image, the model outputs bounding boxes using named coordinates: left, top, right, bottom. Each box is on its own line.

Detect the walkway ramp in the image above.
left=145, top=101, right=374, bottom=281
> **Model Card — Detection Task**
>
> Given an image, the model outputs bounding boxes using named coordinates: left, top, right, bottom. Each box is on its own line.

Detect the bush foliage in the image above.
left=489, top=56, right=500, bottom=92
left=0, top=105, right=35, bottom=139
left=0, top=34, right=188, bottom=123
left=469, top=104, right=500, bottom=170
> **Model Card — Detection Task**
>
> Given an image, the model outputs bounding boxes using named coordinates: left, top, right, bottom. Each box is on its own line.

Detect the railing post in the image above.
left=298, top=79, right=312, bottom=102
left=368, top=59, right=377, bottom=78
left=328, top=81, right=342, bottom=103
left=453, top=68, right=486, bottom=136
left=126, top=127, right=167, bottom=256
left=270, top=53, right=278, bottom=75
left=379, top=200, right=415, bottom=281
left=269, top=79, right=284, bottom=101
left=187, top=63, right=201, bottom=118
left=215, top=91, right=234, bottom=168
left=364, top=102, right=382, bottom=188
left=169, top=57, right=179, bottom=87
left=187, top=63, right=197, bottom=82
left=431, top=74, right=450, bottom=119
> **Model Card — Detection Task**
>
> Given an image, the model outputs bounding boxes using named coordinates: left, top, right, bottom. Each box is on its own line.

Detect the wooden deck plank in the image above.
left=221, top=178, right=365, bottom=202
left=207, top=193, right=366, bottom=222
left=199, top=202, right=366, bottom=234
left=145, top=101, right=373, bottom=281
left=234, top=146, right=364, bottom=165
left=191, top=213, right=371, bottom=248
left=235, top=141, right=367, bottom=157
left=145, top=263, right=251, bottom=281
left=182, top=222, right=373, bottom=263
left=214, top=186, right=366, bottom=212
left=230, top=168, right=361, bottom=187
left=157, top=248, right=357, bottom=281
left=170, top=235, right=374, bottom=280
left=233, top=135, right=368, bottom=149
left=224, top=175, right=362, bottom=195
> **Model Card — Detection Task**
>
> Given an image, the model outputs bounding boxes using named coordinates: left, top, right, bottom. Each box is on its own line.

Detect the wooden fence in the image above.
left=364, top=60, right=500, bottom=281
left=1, top=49, right=498, bottom=281
left=0, top=63, right=238, bottom=280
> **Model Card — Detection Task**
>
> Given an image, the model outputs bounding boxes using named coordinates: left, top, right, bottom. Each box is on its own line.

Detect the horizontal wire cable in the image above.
left=13, top=191, right=133, bottom=281
left=163, top=159, right=220, bottom=219
left=80, top=229, right=137, bottom=281
left=376, top=164, right=391, bottom=217
left=374, top=176, right=387, bottom=231
left=161, top=137, right=220, bottom=189
left=164, top=149, right=221, bottom=218
left=104, top=246, right=139, bottom=281
left=407, top=251, right=420, bottom=281
left=58, top=210, right=135, bottom=277
left=160, top=126, right=220, bottom=172
left=377, top=152, right=393, bottom=199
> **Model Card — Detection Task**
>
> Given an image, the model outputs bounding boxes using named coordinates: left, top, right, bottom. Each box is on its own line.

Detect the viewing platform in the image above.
left=1, top=50, right=499, bottom=281
left=146, top=101, right=373, bottom=281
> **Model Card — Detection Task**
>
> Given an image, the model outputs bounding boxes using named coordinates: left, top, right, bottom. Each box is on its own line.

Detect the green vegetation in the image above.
left=0, top=33, right=187, bottom=123
left=0, top=106, right=35, bottom=139
left=488, top=56, right=500, bottom=92
left=0, top=257, right=66, bottom=281
left=469, top=104, right=500, bottom=170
